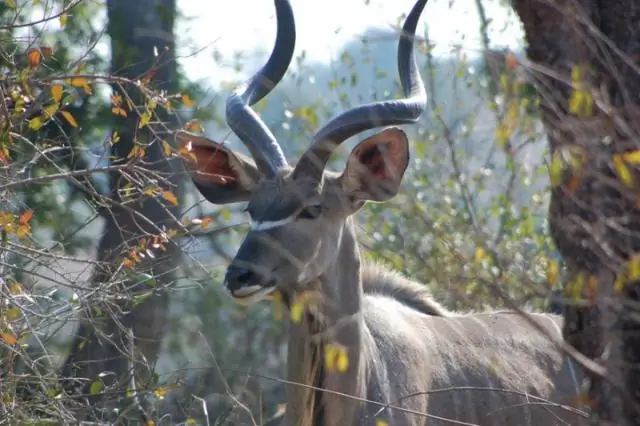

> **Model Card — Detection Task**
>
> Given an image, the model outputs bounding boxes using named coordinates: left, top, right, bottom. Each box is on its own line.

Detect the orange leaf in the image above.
left=1, top=332, right=17, bottom=345
left=505, top=53, right=518, bottom=72
left=51, top=85, right=63, bottom=103
left=162, top=191, right=178, bottom=206
left=19, top=210, right=33, bottom=225
left=61, top=110, right=78, bottom=127
left=182, top=94, right=196, bottom=108
left=70, top=77, right=88, bottom=88
left=27, top=49, right=42, bottom=68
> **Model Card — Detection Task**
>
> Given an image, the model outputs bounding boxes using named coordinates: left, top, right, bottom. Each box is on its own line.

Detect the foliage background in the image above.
left=0, top=0, right=561, bottom=424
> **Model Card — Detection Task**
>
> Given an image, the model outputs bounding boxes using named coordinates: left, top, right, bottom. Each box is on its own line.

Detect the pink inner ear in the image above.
left=191, top=145, right=238, bottom=186
left=356, top=142, right=398, bottom=181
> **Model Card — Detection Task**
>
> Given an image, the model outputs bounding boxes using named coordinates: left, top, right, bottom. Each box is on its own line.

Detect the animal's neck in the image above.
left=285, top=218, right=367, bottom=426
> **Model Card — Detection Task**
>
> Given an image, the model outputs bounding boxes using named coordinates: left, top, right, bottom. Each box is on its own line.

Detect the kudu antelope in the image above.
left=177, top=0, right=586, bottom=424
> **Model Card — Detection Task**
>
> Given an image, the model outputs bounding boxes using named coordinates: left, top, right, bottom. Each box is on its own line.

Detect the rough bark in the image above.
left=61, top=0, right=182, bottom=421
left=510, top=0, right=640, bottom=424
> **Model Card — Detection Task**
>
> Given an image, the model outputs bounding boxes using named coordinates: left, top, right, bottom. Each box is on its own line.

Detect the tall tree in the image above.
left=61, top=0, right=183, bottom=421
left=511, top=1, right=640, bottom=424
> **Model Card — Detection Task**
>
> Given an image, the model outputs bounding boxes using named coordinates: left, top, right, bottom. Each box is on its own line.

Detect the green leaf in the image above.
left=90, top=379, right=103, bottom=395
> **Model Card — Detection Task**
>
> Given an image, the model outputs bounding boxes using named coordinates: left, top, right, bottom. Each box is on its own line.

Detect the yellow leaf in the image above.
left=629, top=255, right=640, bottom=281
left=6, top=0, right=16, bottom=9
left=622, top=150, right=640, bottom=165
left=272, top=291, right=283, bottom=321
left=162, top=141, right=172, bottom=157
left=376, top=420, right=389, bottom=426
left=1, top=332, right=17, bottom=345
left=162, top=191, right=178, bottom=206
left=28, top=116, right=45, bottom=131
left=153, top=387, right=167, bottom=400
left=9, top=282, right=21, bottom=294
left=290, top=297, right=305, bottom=323
left=615, top=275, right=626, bottom=293
left=336, top=348, right=349, bottom=372
left=51, top=84, right=63, bottom=103
left=182, top=93, right=196, bottom=108
left=70, top=77, right=88, bottom=88
left=495, top=123, right=511, bottom=149
left=613, top=154, right=635, bottom=188
left=5, top=307, right=21, bottom=321
left=138, top=111, right=151, bottom=128
left=474, top=247, right=486, bottom=263
left=550, top=152, right=564, bottom=187
left=43, top=103, right=59, bottom=118
left=185, top=418, right=197, bottom=425
left=61, top=110, right=78, bottom=127
left=566, top=274, right=585, bottom=300
left=184, top=119, right=204, bottom=133
left=16, top=224, right=30, bottom=239
left=59, top=13, right=68, bottom=28
left=547, top=260, right=559, bottom=286
left=569, top=89, right=593, bottom=117
left=324, top=343, right=349, bottom=373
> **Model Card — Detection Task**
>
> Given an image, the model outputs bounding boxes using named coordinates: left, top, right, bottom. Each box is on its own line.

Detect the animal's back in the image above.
left=418, top=312, right=585, bottom=425
left=361, top=288, right=586, bottom=426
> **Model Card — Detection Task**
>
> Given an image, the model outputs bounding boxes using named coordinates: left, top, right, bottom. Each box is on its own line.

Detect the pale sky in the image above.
left=177, top=0, right=524, bottom=85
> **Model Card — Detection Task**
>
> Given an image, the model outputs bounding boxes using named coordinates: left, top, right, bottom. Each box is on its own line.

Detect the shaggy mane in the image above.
left=361, top=262, right=450, bottom=316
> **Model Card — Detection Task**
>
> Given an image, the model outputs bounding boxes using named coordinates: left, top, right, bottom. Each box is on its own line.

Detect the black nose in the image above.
left=224, top=266, right=256, bottom=292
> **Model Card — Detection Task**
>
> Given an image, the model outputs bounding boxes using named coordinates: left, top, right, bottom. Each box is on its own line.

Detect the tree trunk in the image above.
left=510, top=1, right=640, bottom=424
left=61, top=0, right=182, bottom=421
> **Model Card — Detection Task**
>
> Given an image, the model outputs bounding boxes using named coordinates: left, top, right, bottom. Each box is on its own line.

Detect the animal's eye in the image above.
left=298, top=204, right=323, bottom=220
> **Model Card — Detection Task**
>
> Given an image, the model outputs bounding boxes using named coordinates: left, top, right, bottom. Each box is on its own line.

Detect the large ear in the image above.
left=340, top=127, right=410, bottom=202
left=177, top=131, right=261, bottom=205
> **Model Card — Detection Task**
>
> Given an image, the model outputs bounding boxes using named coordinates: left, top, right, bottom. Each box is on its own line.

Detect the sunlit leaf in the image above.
left=51, top=85, right=63, bottom=103
left=324, top=343, right=349, bottom=373
left=184, top=119, right=204, bottom=133
left=1, top=332, right=17, bottom=345
left=474, top=247, right=486, bottom=264
left=182, top=93, right=196, bottom=108
left=622, top=150, right=640, bottom=165
left=28, top=116, right=45, bottom=131
left=43, top=103, right=59, bottom=118
left=70, top=77, right=88, bottom=88
left=505, top=53, right=518, bottom=72
left=549, top=152, right=564, bottom=187
left=59, top=13, right=68, bottom=28
left=4, top=307, right=20, bottom=321
left=26, top=49, right=41, bottom=67
left=19, top=210, right=33, bottom=225
left=613, top=154, right=634, bottom=188
left=162, top=141, right=172, bottom=157
left=162, top=191, right=178, bottom=206
left=89, top=379, right=103, bottom=395
left=153, top=387, right=167, bottom=400
left=568, top=90, right=593, bottom=117
left=547, top=259, right=559, bottom=286
left=290, top=297, right=304, bottom=323
left=272, top=291, right=283, bottom=321
left=61, top=110, right=78, bottom=127
left=629, top=255, right=640, bottom=281
left=138, top=111, right=151, bottom=128
left=6, top=0, right=16, bottom=9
